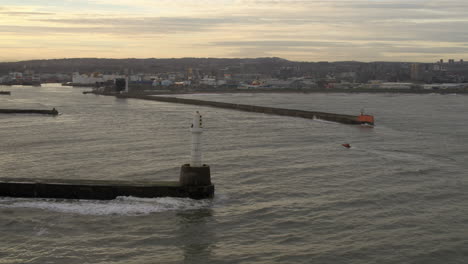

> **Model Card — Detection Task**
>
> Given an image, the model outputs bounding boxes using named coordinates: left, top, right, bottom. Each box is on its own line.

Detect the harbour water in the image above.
left=1, top=84, right=467, bottom=263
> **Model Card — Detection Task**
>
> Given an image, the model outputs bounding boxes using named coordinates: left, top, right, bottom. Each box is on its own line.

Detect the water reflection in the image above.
left=176, top=208, right=215, bottom=263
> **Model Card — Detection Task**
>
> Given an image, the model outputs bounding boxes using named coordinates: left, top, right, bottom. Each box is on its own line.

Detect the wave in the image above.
left=0, top=196, right=213, bottom=216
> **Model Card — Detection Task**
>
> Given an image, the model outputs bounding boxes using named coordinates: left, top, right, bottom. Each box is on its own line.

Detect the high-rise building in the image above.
left=410, top=63, right=422, bottom=81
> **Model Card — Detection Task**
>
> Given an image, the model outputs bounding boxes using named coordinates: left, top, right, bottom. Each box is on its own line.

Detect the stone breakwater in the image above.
left=116, top=94, right=365, bottom=125
left=0, top=178, right=214, bottom=200
left=0, top=108, right=58, bottom=115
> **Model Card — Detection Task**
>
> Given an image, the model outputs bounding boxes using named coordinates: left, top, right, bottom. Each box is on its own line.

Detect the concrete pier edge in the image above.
left=0, top=108, right=58, bottom=115
left=115, top=94, right=368, bottom=125
left=180, top=164, right=212, bottom=186
left=0, top=177, right=214, bottom=200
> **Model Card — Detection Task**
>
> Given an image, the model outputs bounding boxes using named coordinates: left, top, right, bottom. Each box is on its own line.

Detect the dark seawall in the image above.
left=0, top=109, right=58, bottom=115
left=117, top=94, right=364, bottom=125
left=0, top=178, right=214, bottom=200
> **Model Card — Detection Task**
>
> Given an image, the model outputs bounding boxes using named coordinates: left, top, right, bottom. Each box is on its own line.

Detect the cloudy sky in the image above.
left=1, top=0, right=467, bottom=62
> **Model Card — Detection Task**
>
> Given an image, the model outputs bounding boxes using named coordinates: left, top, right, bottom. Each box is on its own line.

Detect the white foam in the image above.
left=35, top=227, right=49, bottom=236
left=0, top=196, right=213, bottom=216
left=312, top=117, right=340, bottom=125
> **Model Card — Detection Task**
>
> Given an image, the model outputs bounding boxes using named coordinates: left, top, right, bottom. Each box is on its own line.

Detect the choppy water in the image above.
left=0, top=85, right=467, bottom=264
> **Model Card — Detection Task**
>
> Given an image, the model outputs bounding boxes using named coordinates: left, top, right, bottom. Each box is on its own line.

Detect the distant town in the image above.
left=1, top=57, right=468, bottom=93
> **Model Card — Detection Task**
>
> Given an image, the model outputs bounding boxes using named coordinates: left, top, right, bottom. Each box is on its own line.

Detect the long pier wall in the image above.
left=0, top=178, right=214, bottom=200
left=117, top=94, right=363, bottom=125
left=0, top=109, right=59, bottom=115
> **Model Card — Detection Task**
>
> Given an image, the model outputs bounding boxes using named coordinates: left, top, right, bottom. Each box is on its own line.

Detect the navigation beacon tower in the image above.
left=179, top=111, right=212, bottom=187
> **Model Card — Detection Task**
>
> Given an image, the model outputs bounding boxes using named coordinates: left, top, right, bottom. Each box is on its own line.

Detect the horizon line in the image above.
left=0, top=57, right=455, bottom=64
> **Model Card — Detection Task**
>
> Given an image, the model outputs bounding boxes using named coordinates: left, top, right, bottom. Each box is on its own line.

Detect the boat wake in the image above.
left=0, top=196, right=213, bottom=216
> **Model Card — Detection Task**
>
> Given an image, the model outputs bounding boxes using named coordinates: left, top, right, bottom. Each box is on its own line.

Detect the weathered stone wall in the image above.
left=119, top=94, right=362, bottom=125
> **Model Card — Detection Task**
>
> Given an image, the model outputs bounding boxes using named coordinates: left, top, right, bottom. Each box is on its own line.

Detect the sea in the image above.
left=0, top=84, right=467, bottom=264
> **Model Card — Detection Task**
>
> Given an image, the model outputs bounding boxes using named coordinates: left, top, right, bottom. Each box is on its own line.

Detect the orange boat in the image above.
left=357, top=111, right=375, bottom=126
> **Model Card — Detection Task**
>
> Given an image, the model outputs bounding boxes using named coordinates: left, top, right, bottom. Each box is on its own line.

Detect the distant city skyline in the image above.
left=1, top=0, right=468, bottom=62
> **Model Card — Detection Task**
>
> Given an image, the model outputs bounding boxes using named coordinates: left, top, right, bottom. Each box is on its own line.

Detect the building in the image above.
left=199, top=76, right=217, bottom=86
left=72, top=72, right=123, bottom=84
left=161, top=80, right=173, bottom=86
left=380, top=82, right=413, bottom=89
left=8, top=72, right=23, bottom=82
left=423, top=83, right=467, bottom=90
left=365, top=81, right=414, bottom=89
left=410, top=64, right=422, bottom=81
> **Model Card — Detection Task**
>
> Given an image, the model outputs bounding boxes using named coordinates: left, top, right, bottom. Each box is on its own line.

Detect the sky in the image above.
left=1, top=0, right=468, bottom=62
